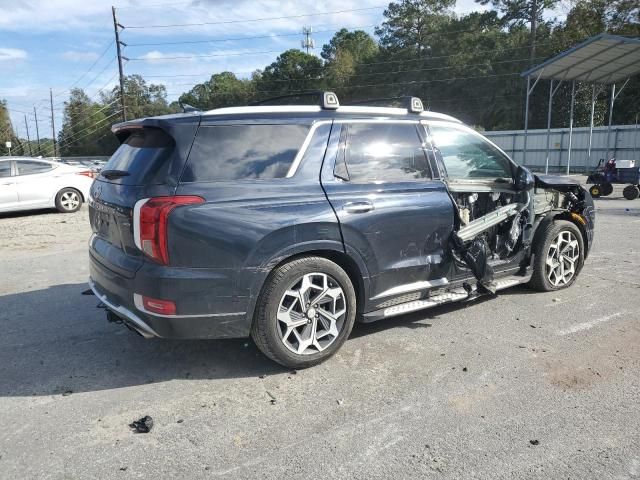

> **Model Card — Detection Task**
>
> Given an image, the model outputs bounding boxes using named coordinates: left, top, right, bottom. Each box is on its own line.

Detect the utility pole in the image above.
left=23, top=114, right=32, bottom=156
left=50, top=88, right=58, bottom=157
left=112, top=6, right=127, bottom=121
left=301, top=27, right=315, bottom=55
left=33, top=107, right=41, bottom=156
left=529, top=0, right=538, bottom=67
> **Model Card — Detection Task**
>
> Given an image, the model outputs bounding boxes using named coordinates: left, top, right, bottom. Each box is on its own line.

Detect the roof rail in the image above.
left=249, top=91, right=340, bottom=110
left=346, top=96, right=424, bottom=113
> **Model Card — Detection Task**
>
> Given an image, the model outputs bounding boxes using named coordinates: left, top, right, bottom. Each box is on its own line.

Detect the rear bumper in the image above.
left=89, top=250, right=252, bottom=339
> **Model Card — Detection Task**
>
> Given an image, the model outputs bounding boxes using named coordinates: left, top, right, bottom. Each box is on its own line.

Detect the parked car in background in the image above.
left=88, top=93, right=595, bottom=368
left=0, top=157, right=95, bottom=214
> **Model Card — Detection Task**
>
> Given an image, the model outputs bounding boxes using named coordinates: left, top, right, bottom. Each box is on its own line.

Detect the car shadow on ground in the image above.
left=0, top=281, right=515, bottom=397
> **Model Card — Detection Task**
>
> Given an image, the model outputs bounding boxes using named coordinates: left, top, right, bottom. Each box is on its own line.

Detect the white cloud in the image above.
left=0, top=48, right=28, bottom=62
left=61, top=51, right=100, bottom=62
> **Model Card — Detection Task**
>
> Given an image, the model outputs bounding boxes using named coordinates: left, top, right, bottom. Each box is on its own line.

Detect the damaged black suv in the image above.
left=88, top=92, right=595, bottom=368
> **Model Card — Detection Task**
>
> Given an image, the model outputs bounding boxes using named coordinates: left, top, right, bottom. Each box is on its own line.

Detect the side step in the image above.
left=361, top=272, right=532, bottom=323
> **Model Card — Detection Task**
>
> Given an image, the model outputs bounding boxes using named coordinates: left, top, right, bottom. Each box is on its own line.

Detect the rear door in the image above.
left=13, top=160, right=56, bottom=207
left=0, top=161, right=18, bottom=211
left=321, top=120, right=455, bottom=308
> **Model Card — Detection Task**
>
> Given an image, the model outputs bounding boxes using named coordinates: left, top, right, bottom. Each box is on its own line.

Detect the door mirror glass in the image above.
left=515, top=165, right=534, bottom=191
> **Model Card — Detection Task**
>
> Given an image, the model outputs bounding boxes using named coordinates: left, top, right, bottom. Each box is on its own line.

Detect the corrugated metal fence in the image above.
left=484, top=124, right=640, bottom=173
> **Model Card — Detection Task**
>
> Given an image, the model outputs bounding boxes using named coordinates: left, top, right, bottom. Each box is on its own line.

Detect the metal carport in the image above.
left=521, top=34, right=640, bottom=174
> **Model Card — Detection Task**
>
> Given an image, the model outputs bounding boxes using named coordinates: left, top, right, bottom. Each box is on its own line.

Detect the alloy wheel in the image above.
left=276, top=272, right=346, bottom=355
left=60, top=191, right=80, bottom=211
left=546, top=230, right=580, bottom=287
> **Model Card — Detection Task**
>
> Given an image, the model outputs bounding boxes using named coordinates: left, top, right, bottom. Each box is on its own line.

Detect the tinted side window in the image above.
left=342, top=123, right=429, bottom=183
left=0, top=162, right=11, bottom=178
left=16, top=161, right=53, bottom=175
left=182, top=124, right=310, bottom=182
left=429, top=125, right=513, bottom=179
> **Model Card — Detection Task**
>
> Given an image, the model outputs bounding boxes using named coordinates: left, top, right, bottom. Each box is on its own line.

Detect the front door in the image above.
left=0, top=161, right=19, bottom=211
left=321, top=121, right=455, bottom=310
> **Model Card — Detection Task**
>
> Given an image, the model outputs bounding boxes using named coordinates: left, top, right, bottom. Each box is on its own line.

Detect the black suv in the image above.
left=88, top=92, right=595, bottom=368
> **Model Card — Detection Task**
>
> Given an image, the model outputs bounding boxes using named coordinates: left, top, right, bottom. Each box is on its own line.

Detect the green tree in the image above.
left=102, top=74, right=176, bottom=121
left=0, top=100, right=20, bottom=156
left=375, top=0, right=455, bottom=53
left=178, top=71, right=254, bottom=110
left=474, top=0, right=560, bottom=65
left=322, top=29, right=378, bottom=91
left=254, top=49, right=325, bottom=98
left=58, top=89, right=115, bottom=156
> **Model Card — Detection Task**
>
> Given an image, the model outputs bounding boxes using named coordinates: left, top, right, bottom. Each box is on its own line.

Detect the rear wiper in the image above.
left=100, top=169, right=130, bottom=179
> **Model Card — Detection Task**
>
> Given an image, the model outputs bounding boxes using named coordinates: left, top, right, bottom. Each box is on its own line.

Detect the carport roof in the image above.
left=521, top=34, right=640, bottom=84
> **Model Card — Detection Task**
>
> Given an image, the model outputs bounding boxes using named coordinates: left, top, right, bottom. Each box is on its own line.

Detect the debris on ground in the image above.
left=119, top=467, right=127, bottom=471
left=259, top=374, right=266, bottom=379
left=177, top=419, right=184, bottom=424
left=553, top=298, right=561, bottom=303
left=530, top=324, right=537, bottom=329
left=129, top=416, right=154, bottom=434
left=462, top=367, right=468, bottom=372
left=62, top=390, right=73, bottom=396
left=337, top=399, right=344, bottom=406
left=265, top=391, right=276, bottom=405
left=530, top=439, right=540, bottom=445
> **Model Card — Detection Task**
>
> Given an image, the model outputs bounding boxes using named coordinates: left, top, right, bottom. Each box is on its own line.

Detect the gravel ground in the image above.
left=0, top=185, right=639, bottom=480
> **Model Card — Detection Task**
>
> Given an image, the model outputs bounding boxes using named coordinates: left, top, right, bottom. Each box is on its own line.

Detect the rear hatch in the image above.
left=89, top=118, right=198, bottom=278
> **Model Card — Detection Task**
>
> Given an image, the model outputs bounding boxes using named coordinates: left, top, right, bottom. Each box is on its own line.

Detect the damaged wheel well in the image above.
left=532, top=211, right=590, bottom=259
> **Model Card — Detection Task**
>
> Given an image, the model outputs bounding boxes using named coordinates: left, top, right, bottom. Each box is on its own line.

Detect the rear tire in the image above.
left=528, top=220, right=584, bottom=292
left=55, top=188, right=83, bottom=213
left=251, top=256, right=357, bottom=368
left=623, top=185, right=639, bottom=200
left=589, top=185, right=601, bottom=198
left=601, top=182, right=613, bottom=196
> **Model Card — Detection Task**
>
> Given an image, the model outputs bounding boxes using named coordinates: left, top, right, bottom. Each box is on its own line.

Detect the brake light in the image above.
left=77, top=170, right=96, bottom=178
left=133, top=196, right=204, bottom=265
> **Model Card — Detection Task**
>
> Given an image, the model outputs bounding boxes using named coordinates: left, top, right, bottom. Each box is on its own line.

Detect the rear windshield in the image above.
left=181, top=124, right=309, bottom=182
left=100, top=128, right=174, bottom=184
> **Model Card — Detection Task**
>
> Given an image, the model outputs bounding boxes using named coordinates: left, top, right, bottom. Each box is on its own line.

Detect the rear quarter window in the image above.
left=181, top=124, right=310, bottom=182
left=100, top=128, right=174, bottom=185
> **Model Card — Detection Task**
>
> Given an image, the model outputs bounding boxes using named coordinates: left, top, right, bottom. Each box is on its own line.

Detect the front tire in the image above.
left=528, top=220, right=584, bottom=292
left=589, top=185, right=601, bottom=198
left=251, top=256, right=357, bottom=368
left=55, top=188, right=83, bottom=213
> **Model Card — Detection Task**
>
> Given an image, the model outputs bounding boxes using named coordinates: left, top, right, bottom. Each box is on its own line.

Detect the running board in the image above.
left=361, top=272, right=532, bottom=323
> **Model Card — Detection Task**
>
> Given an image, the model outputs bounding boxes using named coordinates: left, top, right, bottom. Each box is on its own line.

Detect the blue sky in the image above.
left=0, top=0, right=565, bottom=138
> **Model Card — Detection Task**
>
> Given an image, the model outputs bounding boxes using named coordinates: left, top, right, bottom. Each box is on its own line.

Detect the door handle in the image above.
left=343, top=201, right=374, bottom=214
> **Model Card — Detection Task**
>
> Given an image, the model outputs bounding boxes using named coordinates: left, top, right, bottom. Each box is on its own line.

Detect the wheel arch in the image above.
left=244, top=243, right=370, bottom=326
left=532, top=210, right=590, bottom=260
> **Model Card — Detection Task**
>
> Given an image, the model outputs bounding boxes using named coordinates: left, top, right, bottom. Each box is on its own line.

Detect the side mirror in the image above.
left=515, top=165, right=534, bottom=191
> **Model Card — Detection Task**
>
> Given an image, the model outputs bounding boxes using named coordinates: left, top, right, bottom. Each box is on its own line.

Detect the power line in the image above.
left=161, top=56, right=541, bottom=89
left=122, top=5, right=387, bottom=29
left=124, top=25, right=377, bottom=47
left=128, top=49, right=283, bottom=61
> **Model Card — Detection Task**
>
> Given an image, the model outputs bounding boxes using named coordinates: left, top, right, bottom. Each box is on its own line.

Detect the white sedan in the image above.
left=0, top=157, right=96, bottom=214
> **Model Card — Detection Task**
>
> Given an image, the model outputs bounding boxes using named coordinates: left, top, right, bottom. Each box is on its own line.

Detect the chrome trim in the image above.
left=132, top=293, right=245, bottom=319
left=285, top=120, right=333, bottom=178
left=372, top=277, right=449, bottom=300
left=89, top=280, right=158, bottom=338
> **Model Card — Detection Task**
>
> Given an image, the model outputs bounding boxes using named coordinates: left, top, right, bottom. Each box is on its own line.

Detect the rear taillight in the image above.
left=76, top=170, right=96, bottom=178
left=133, top=196, right=204, bottom=265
